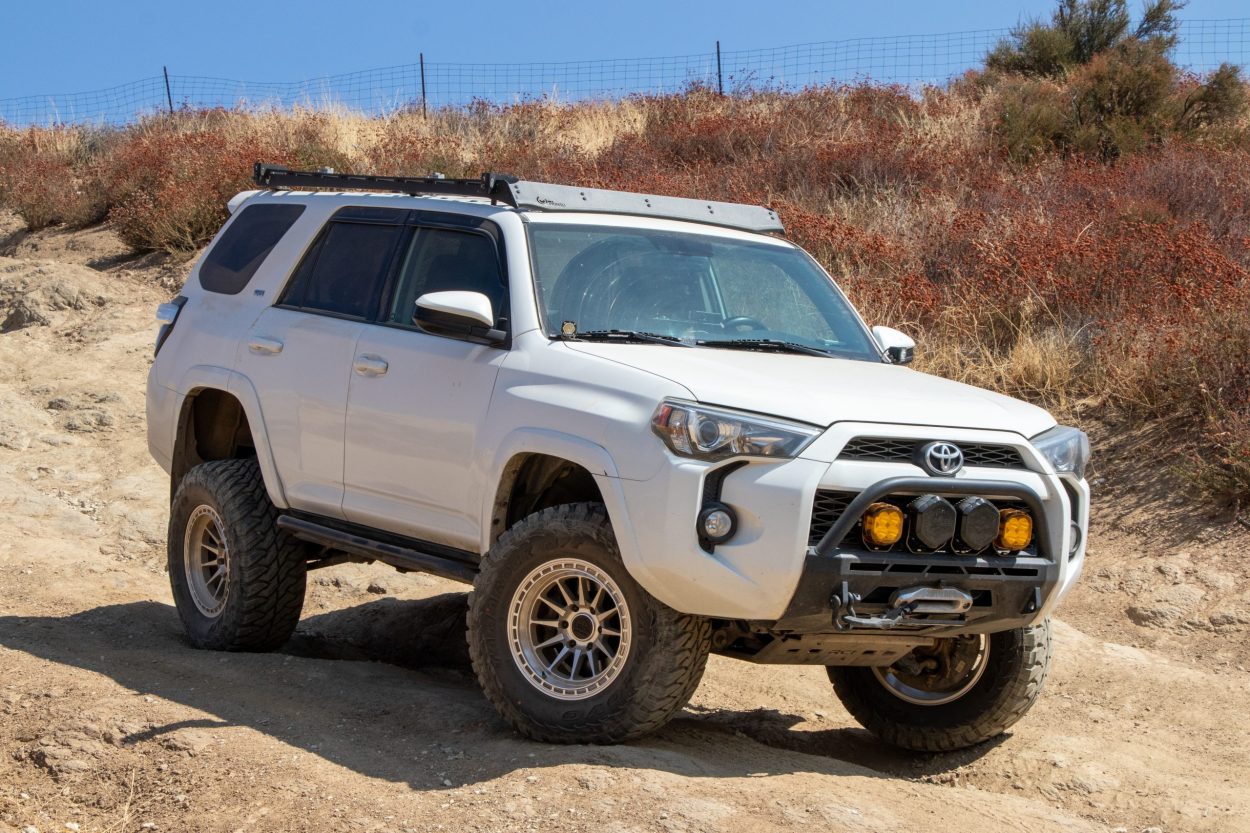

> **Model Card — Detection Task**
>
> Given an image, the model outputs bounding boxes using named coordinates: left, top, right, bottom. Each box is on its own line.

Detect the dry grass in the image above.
left=1, top=74, right=1248, bottom=501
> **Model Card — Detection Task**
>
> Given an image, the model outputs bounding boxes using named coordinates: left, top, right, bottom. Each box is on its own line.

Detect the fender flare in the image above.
left=172, top=365, right=289, bottom=508
left=478, top=428, right=641, bottom=568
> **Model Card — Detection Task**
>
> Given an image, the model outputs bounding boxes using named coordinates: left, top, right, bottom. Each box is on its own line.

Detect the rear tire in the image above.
left=168, top=459, right=307, bottom=651
left=468, top=503, right=710, bottom=743
left=828, top=620, right=1052, bottom=752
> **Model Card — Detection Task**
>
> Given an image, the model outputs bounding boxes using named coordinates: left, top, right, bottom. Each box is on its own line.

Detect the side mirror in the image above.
left=871, top=325, right=915, bottom=365
left=415, top=291, right=505, bottom=343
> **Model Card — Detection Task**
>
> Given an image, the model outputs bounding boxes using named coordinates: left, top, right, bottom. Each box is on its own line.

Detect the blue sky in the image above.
left=1, top=0, right=1246, bottom=99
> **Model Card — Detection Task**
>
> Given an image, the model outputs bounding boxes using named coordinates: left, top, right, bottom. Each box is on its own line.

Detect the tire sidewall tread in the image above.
left=828, top=620, right=1053, bottom=752
left=168, top=458, right=306, bottom=652
left=468, top=503, right=710, bottom=744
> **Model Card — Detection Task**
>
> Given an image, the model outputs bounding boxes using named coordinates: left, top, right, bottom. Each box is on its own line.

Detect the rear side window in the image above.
left=199, top=203, right=305, bottom=295
left=280, top=221, right=403, bottom=319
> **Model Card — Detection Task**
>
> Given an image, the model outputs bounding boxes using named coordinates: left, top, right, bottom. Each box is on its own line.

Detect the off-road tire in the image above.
left=168, top=458, right=307, bottom=651
left=828, top=620, right=1052, bottom=752
left=468, top=503, right=711, bottom=743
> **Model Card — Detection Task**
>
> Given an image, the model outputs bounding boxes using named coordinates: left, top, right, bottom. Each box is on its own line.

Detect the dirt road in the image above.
left=1, top=215, right=1248, bottom=833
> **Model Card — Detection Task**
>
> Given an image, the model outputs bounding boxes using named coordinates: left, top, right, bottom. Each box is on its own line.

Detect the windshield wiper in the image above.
left=696, top=338, right=832, bottom=357
left=561, top=329, right=693, bottom=347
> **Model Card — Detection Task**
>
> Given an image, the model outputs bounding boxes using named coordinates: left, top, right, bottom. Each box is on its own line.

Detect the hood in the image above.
left=562, top=342, right=1055, bottom=437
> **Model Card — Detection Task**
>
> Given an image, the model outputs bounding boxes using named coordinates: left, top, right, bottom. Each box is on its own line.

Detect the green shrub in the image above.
left=986, top=0, right=1183, bottom=78
left=1067, top=40, right=1175, bottom=157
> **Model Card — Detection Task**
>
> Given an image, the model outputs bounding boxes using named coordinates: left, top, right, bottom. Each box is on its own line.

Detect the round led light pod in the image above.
left=956, top=496, right=1000, bottom=551
left=697, top=503, right=737, bottom=545
left=908, top=494, right=957, bottom=551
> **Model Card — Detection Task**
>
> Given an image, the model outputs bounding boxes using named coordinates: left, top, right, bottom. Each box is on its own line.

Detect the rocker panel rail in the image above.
left=277, top=514, right=478, bottom=584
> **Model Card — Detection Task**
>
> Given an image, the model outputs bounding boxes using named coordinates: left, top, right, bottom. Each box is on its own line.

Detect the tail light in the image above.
left=154, top=296, right=187, bottom=356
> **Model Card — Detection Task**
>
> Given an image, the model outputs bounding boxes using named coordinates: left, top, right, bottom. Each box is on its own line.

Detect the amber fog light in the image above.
left=909, top=494, right=957, bottom=551
left=956, top=496, right=1000, bottom=551
left=861, top=502, right=904, bottom=548
left=996, top=508, right=1034, bottom=552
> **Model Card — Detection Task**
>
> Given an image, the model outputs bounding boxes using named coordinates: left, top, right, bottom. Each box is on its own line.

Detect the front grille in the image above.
left=838, top=437, right=1026, bottom=469
left=807, top=489, right=1037, bottom=556
left=809, top=490, right=857, bottom=546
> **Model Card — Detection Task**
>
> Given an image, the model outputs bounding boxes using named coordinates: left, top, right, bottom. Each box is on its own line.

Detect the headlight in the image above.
left=1030, top=424, right=1090, bottom=479
left=651, top=400, right=820, bottom=461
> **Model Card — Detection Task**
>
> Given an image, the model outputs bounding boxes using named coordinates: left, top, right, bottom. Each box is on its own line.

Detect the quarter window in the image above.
left=199, top=203, right=305, bottom=295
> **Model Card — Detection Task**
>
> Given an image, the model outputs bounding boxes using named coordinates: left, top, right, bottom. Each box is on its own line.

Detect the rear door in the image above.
left=237, top=207, right=405, bottom=518
left=342, top=214, right=510, bottom=549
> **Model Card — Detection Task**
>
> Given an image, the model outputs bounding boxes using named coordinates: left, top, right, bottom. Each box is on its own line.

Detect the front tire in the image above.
left=168, top=459, right=307, bottom=651
left=468, top=503, right=710, bottom=743
left=828, top=621, right=1052, bottom=752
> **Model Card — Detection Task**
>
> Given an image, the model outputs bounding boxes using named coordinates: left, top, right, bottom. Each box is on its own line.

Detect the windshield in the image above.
left=526, top=223, right=883, bottom=361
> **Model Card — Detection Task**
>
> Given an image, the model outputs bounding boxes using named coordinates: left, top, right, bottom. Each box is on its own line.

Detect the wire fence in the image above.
left=2, top=18, right=1247, bottom=127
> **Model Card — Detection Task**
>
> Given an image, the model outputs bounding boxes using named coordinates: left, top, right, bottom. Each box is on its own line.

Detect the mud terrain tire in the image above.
left=828, top=620, right=1052, bottom=752
left=468, top=503, right=710, bottom=743
left=168, top=458, right=306, bottom=651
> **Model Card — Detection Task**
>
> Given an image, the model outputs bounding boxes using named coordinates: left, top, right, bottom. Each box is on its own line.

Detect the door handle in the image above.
left=248, top=337, right=284, bottom=355
left=353, top=354, right=389, bottom=377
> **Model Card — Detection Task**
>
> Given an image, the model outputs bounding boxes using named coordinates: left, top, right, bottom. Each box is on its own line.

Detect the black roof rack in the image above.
left=252, top=163, right=519, bottom=205
left=251, top=162, right=784, bottom=234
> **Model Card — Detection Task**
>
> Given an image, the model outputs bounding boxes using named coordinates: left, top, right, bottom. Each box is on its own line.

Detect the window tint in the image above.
left=281, top=221, right=402, bottom=319
left=386, top=229, right=505, bottom=326
left=199, top=203, right=305, bottom=295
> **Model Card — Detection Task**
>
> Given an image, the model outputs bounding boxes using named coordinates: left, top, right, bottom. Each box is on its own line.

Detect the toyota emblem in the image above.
left=919, top=441, right=964, bottom=476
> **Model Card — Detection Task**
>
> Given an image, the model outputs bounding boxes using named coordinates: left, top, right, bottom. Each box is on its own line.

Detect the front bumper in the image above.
left=783, top=475, right=1061, bottom=636
left=611, top=422, right=1087, bottom=625
left=773, top=550, right=1057, bottom=637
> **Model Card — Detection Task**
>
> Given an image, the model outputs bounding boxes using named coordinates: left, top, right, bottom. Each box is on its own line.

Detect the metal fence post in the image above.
left=716, top=41, right=723, bottom=95
left=420, top=53, right=427, bottom=118
left=163, top=66, right=174, bottom=114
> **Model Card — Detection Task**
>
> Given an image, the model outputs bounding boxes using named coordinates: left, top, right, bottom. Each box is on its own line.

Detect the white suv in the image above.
left=146, top=164, right=1089, bottom=751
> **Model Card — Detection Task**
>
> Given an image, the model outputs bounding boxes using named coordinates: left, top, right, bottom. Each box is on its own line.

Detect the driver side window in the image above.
left=387, top=228, right=506, bottom=328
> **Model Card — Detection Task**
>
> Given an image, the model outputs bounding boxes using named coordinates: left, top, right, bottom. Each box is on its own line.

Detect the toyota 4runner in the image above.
left=146, top=164, right=1089, bottom=751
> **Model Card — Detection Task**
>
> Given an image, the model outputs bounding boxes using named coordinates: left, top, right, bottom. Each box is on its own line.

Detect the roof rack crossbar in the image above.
left=252, top=163, right=519, bottom=205
left=251, top=163, right=784, bottom=234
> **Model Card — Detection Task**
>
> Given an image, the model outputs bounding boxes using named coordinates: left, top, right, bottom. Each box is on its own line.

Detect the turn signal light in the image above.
left=996, top=508, right=1034, bottom=551
left=861, top=502, right=904, bottom=547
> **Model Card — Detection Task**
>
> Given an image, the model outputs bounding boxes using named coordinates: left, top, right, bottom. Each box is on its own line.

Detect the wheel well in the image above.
left=171, top=388, right=257, bottom=496
left=491, top=454, right=604, bottom=543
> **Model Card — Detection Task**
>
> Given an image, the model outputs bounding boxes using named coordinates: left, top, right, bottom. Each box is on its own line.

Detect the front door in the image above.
left=342, top=223, right=510, bottom=550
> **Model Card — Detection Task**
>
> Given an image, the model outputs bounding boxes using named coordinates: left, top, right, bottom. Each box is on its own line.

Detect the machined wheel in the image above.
left=183, top=505, right=231, bottom=618
left=872, top=634, right=990, bottom=706
left=469, top=503, right=710, bottom=743
left=168, top=458, right=307, bottom=651
left=829, top=621, right=1052, bottom=752
left=509, top=559, right=632, bottom=700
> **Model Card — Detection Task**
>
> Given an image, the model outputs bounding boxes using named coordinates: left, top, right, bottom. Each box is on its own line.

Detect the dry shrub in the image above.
left=104, top=114, right=292, bottom=253
left=1105, top=295, right=1250, bottom=498
left=0, top=126, right=111, bottom=229
left=1, top=82, right=1249, bottom=499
